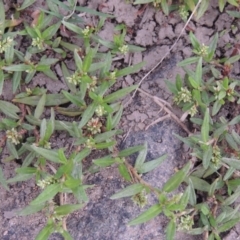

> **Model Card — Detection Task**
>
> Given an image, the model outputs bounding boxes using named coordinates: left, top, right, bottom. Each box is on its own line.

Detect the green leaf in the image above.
left=73, top=148, right=91, bottom=163
left=166, top=220, right=176, bottom=240
left=195, top=57, right=202, bottom=86
left=112, top=105, right=123, bottom=128
left=35, top=224, right=54, bottom=240
left=222, top=188, right=240, bottom=206
left=177, top=56, right=199, bottom=67
left=61, top=62, right=76, bottom=92
left=226, top=54, right=240, bottom=64
left=0, top=100, right=20, bottom=119
left=188, top=76, right=199, bottom=89
left=189, top=32, right=200, bottom=50
left=3, top=64, right=31, bottom=72
left=197, top=0, right=209, bottom=19
left=134, top=142, right=147, bottom=170
left=218, top=217, right=240, bottom=233
left=74, top=49, right=83, bottom=72
left=78, top=103, right=96, bottom=128
left=133, top=0, right=153, bottom=4
left=13, top=93, right=69, bottom=106
left=207, top=33, right=218, bottom=61
left=110, top=183, right=144, bottom=199
left=30, top=183, right=60, bottom=205
left=161, top=0, right=169, bottom=15
left=0, top=0, right=5, bottom=34
left=62, top=21, right=83, bottom=36
left=118, top=145, right=145, bottom=157
left=7, top=140, right=19, bottom=159
left=222, top=158, right=240, bottom=170
left=16, top=167, right=37, bottom=174
left=202, top=145, right=212, bottom=169
left=12, top=71, right=22, bottom=93
left=42, top=22, right=61, bottom=40
left=0, top=70, right=4, bottom=95
left=62, top=91, right=85, bottom=107
left=201, top=108, right=210, bottom=143
left=212, top=100, right=222, bottom=116
left=128, top=204, right=162, bottom=225
left=7, top=174, right=34, bottom=183
left=118, top=163, right=131, bottom=181
left=17, top=0, right=36, bottom=10
left=116, top=62, right=145, bottom=77
left=29, top=145, right=62, bottom=163
left=17, top=203, right=45, bottom=216
left=232, top=130, right=240, bottom=145
left=61, top=231, right=74, bottom=240
left=227, top=10, right=240, bottom=18
left=163, top=162, right=191, bottom=193
left=94, top=130, right=120, bottom=143
left=208, top=178, right=219, bottom=197
left=138, top=154, right=167, bottom=174
left=94, top=156, right=115, bottom=167
left=34, top=93, right=46, bottom=119
left=225, top=133, right=239, bottom=151
left=55, top=204, right=84, bottom=216
left=104, top=85, right=137, bottom=103
left=75, top=6, right=114, bottom=18
left=83, top=49, right=94, bottom=73
left=186, top=176, right=210, bottom=192
left=0, top=168, right=9, bottom=191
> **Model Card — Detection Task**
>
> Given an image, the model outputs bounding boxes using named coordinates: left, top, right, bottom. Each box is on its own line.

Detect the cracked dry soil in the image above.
left=1, top=0, right=240, bottom=239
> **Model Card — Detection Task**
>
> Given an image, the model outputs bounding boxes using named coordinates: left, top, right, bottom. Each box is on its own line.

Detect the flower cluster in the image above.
left=0, top=37, right=13, bottom=53
left=195, top=43, right=209, bottom=57
left=178, top=215, right=194, bottom=231
left=87, top=118, right=102, bottom=134
left=87, top=76, right=97, bottom=92
left=173, top=87, right=192, bottom=105
left=37, top=176, right=57, bottom=189
left=6, top=128, right=21, bottom=145
left=109, top=71, right=117, bottom=81
left=66, top=71, right=81, bottom=85
left=211, top=145, right=221, bottom=167
left=31, top=37, right=44, bottom=50
left=132, top=190, right=148, bottom=208
left=119, top=45, right=129, bottom=54
left=85, top=138, right=95, bottom=149
left=189, top=104, right=198, bottom=117
left=179, top=5, right=189, bottom=22
left=95, top=105, right=106, bottom=117
left=153, top=0, right=161, bottom=8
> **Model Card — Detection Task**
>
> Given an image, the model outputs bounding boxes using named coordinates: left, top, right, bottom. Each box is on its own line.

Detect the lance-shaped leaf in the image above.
left=54, top=204, right=84, bottom=216
left=0, top=167, right=9, bottom=191
left=30, top=183, right=60, bottom=205
left=116, top=62, right=145, bottom=77
left=34, top=93, right=46, bottom=119
left=29, top=145, right=62, bottom=163
left=138, top=154, right=167, bottom=174
left=94, top=156, right=116, bottom=167
left=78, top=103, right=96, bottom=128
left=118, top=145, right=145, bottom=157
left=0, top=100, right=20, bottom=119
left=17, top=203, right=45, bottom=216
left=201, top=108, right=210, bottom=143
left=110, top=183, right=145, bottom=199
left=163, top=162, right=191, bottom=193
left=128, top=204, right=162, bottom=225
left=118, top=163, right=131, bottom=181
left=166, top=220, right=176, bottom=240
left=134, top=142, right=147, bottom=171
left=35, top=224, right=54, bottom=240
left=103, top=85, right=137, bottom=103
